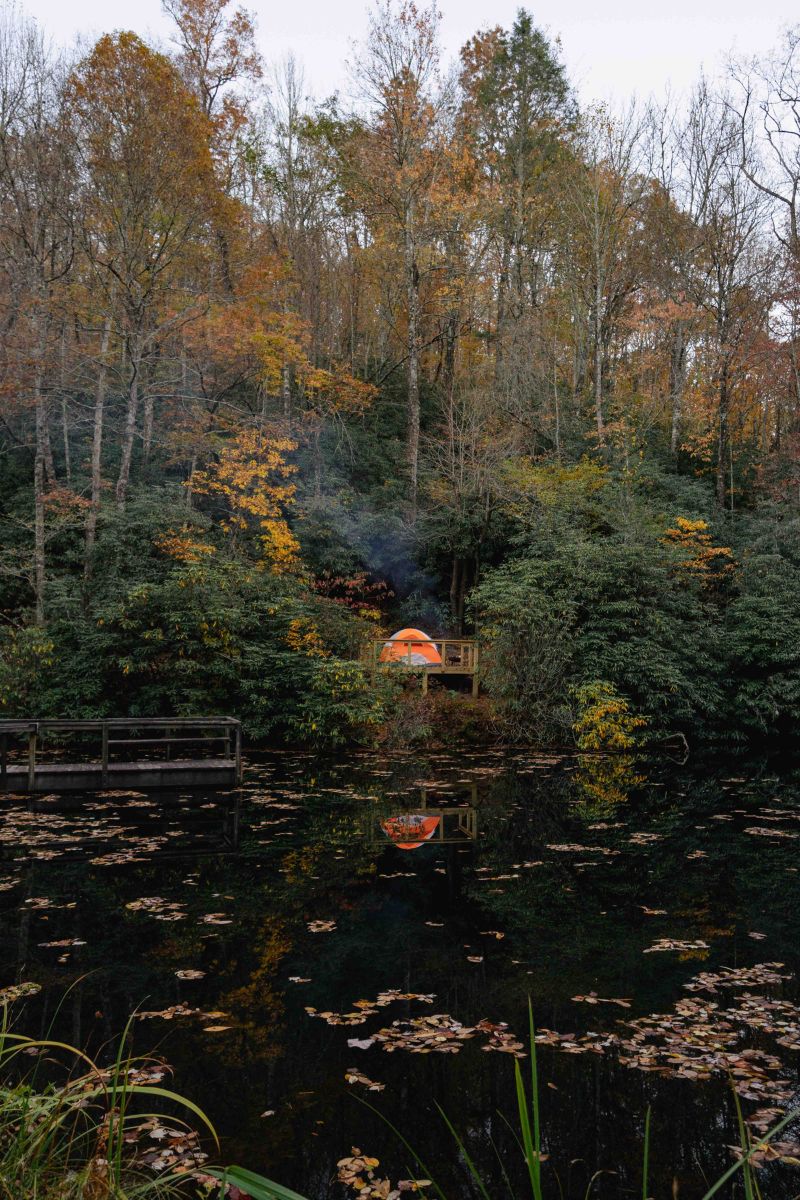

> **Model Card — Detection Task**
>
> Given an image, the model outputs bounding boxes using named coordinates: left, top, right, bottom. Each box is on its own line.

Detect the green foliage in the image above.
left=725, top=551, right=800, bottom=737
left=0, top=625, right=56, bottom=715
left=474, top=535, right=723, bottom=742
left=0, top=495, right=384, bottom=747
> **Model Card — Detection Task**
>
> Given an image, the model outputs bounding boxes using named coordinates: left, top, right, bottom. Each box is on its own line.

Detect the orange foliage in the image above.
left=662, top=518, right=735, bottom=585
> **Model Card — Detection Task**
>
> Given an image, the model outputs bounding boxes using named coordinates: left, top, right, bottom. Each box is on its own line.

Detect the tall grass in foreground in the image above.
left=212, top=1000, right=798, bottom=1200
left=0, top=1010, right=217, bottom=1199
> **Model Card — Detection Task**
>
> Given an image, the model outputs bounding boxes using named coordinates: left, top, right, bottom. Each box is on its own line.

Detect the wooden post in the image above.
left=101, top=722, right=109, bottom=787
left=27, top=729, right=37, bottom=792
left=421, top=670, right=428, bottom=696
left=234, top=723, right=242, bottom=783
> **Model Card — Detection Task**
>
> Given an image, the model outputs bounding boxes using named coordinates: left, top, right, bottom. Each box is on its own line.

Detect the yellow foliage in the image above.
left=503, top=457, right=608, bottom=520
left=573, top=681, right=647, bottom=751
left=575, top=755, right=645, bottom=813
left=190, top=429, right=300, bottom=571
left=285, top=618, right=329, bottom=659
left=153, top=527, right=216, bottom=563
left=662, top=517, right=735, bottom=584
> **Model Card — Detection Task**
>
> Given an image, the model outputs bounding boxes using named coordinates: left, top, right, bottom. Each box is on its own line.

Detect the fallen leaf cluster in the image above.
left=337, top=1148, right=430, bottom=1198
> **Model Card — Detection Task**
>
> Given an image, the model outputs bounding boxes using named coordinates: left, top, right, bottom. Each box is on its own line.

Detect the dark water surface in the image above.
left=1, top=751, right=799, bottom=1198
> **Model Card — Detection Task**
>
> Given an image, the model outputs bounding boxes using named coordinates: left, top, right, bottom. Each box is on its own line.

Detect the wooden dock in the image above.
left=0, top=718, right=242, bottom=794
left=363, top=638, right=479, bottom=696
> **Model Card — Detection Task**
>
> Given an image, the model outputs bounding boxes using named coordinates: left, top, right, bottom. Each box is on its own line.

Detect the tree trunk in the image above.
left=59, top=326, right=71, bottom=485
left=313, top=424, right=322, bottom=499
left=450, top=556, right=461, bottom=634
left=85, top=314, right=112, bottom=581
left=116, top=337, right=140, bottom=507
left=593, top=274, right=604, bottom=441
left=669, top=320, right=686, bottom=454
left=32, top=311, right=49, bottom=624
left=282, top=363, right=293, bottom=428
left=494, top=240, right=511, bottom=380
left=553, top=353, right=561, bottom=460
left=33, top=382, right=47, bottom=625
left=405, top=217, right=421, bottom=514
left=715, top=363, right=729, bottom=509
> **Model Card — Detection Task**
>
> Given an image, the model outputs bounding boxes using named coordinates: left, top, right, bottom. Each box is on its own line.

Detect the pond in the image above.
left=0, top=750, right=799, bottom=1198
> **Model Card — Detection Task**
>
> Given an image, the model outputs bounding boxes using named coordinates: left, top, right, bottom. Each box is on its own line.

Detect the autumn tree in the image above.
left=460, top=12, right=575, bottom=376
left=68, top=32, right=215, bottom=508
left=347, top=0, right=447, bottom=511
left=675, top=82, right=775, bottom=507
left=0, top=10, right=74, bottom=621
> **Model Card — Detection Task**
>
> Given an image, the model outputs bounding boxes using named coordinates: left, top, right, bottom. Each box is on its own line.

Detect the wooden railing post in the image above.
left=234, top=723, right=242, bottom=783
left=101, top=721, right=109, bottom=787
left=27, top=728, right=36, bottom=792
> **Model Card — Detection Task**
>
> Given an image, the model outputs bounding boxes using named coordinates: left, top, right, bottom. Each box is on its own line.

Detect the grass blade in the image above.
left=528, top=998, right=543, bottom=1200
left=700, top=1108, right=796, bottom=1200
left=642, top=1105, right=651, bottom=1200
left=207, top=1165, right=310, bottom=1200
left=354, top=1094, right=448, bottom=1200
left=435, top=1101, right=492, bottom=1200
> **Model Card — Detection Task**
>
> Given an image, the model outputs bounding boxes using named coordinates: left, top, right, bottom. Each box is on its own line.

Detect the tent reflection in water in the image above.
left=378, top=627, right=442, bottom=667
left=381, top=813, right=442, bottom=850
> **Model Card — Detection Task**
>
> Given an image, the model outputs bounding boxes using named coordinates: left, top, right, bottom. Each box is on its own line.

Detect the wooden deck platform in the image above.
left=0, top=718, right=242, bottom=794
left=363, top=638, right=479, bottom=696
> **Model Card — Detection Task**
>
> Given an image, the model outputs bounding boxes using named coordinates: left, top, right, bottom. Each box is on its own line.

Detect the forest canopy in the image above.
left=1, top=0, right=799, bottom=748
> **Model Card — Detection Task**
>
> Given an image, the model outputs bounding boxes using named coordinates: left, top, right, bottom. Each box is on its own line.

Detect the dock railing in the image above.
left=0, top=717, right=242, bottom=793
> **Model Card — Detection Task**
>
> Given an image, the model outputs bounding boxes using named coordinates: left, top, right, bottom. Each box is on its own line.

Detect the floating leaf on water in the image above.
left=345, top=1067, right=385, bottom=1091
left=643, top=938, right=709, bottom=954
left=0, top=981, right=41, bottom=1004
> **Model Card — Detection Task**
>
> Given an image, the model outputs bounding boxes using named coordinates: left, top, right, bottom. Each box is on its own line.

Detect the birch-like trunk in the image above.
left=405, top=214, right=421, bottom=513
left=84, top=314, right=112, bottom=580
left=593, top=272, right=604, bottom=440
left=116, top=335, right=140, bottom=507
left=715, top=363, right=730, bottom=509
left=669, top=321, right=686, bottom=454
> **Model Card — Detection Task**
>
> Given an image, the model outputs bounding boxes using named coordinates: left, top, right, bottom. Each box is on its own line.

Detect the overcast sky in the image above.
left=19, top=0, right=793, bottom=105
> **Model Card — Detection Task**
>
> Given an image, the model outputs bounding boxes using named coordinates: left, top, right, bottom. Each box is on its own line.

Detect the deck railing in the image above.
left=0, top=717, right=242, bottom=793
left=362, top=639, right=478, bottom=672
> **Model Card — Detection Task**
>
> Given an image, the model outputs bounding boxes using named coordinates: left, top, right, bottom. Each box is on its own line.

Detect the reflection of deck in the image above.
left=363, top=639, right=479, bottom=696
left=372, top=807, right=478, bottom=846
left=0, top=718, right=242, bottom=794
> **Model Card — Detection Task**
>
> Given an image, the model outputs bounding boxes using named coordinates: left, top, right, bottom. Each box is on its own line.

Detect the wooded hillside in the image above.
left=1, top=0, right=799, bottom=747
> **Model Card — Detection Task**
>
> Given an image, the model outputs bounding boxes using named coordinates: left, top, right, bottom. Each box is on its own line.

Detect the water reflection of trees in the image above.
left=0, top=754, right=798, bottom=1197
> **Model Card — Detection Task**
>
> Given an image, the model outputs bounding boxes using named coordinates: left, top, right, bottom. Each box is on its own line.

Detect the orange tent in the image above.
left=381, top=814, right=441, bottom=850
left=379, top=627, right=442, bottom=667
